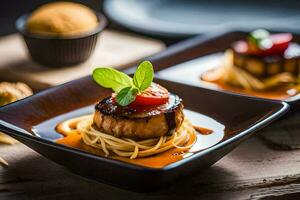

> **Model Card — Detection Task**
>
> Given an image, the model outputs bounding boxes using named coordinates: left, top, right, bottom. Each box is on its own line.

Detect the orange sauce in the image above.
left=51, top=109, right=225, bottom=169
left=57, top=131, right=196, bottom=168
left=202, top=79, right=292, bottom=100
left=193, top=125, right=213, bottom=135
left=57, top=130, right=197, bottom=168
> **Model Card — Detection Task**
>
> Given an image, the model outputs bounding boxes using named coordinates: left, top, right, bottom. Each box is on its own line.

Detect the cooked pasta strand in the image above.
left=58, top=115, right=196, bottom=159
left=203, top=50, right=299, bottom=91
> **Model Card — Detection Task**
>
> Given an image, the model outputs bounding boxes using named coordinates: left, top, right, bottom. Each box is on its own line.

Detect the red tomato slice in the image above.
left=112, top=83, right=169, bottom=106
left=233, top=33, right=293, bottom=57
left=265, top=33, right=292, bottom=55
left=131, top=83, right=169, bottom=106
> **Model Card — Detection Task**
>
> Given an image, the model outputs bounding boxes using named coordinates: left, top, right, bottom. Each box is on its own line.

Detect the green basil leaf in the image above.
left=93, top=68, right=132, bottom=92
left=133, top=61, right=154, bottom=91
left=248, top=29, right=271, bottom=50
left=250, top=29, right=270, bottom=41
left=116, top=87, right=139, bottom=106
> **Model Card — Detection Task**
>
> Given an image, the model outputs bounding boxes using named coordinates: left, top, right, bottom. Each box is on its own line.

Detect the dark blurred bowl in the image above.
left=16, top=13, right=107, bottom=67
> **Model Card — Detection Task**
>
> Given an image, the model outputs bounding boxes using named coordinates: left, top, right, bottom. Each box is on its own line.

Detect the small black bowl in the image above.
left=16, top=13, right=107, bottom=67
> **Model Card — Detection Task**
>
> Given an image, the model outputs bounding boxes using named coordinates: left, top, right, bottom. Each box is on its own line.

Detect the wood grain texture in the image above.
left=260, top=112, right=300, bottom=150
left=2, top=135, right=300, bottom=199
left=0, top=30, right=165, bottom=86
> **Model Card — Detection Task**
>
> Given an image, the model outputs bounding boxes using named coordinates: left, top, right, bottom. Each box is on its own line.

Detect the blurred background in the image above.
left=0, top=0, right=101, bottom=36
left=0, top=0, right=299, bottom=87
left=0, top=0, right=299, bottom=84
left=2, top=0, right=300, bottom=41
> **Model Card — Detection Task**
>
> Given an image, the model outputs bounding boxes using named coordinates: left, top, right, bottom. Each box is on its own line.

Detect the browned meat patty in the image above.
left=93, top=94, right=184, bottom=140
left=232, top=42, right=300, bottom=78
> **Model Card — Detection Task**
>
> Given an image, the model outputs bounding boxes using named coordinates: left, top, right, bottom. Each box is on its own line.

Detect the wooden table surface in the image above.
left=0, top=30, right=165, bottom=86
left=1, top=30, right=300, bottom=200
left=2, top=128, right=300, bottom=200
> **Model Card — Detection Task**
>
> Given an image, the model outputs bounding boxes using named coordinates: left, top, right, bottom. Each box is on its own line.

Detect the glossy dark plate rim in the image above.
left=0, top=76, right=289, bottom=172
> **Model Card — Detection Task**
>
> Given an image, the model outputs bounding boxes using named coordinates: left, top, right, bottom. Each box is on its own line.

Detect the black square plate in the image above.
left=0, top=76, right=288, bottom=191
left=126, top=30, right=300, bottom=109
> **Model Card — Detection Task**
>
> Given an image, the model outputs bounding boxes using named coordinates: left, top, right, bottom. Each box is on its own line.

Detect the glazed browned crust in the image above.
left=232, top=43, right=300, bottom=78
left=93, top=94, right=184, bottom=140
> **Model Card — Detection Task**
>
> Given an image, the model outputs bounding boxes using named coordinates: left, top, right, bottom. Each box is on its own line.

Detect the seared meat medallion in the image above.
left=233, top=42, right=300, bottom=78
left=93, top=94, right=184, bottom=140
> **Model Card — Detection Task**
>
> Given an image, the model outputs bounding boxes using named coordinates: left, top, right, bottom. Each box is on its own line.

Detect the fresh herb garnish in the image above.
left=248, top=29, right=273, bottom=50
left=133, top=61, right=154, bottom=91
left=116, top=87, right=139, bottom=106
left=92, top=67, right=132, bottom=93
left=93, top=61, right=154, bottom=106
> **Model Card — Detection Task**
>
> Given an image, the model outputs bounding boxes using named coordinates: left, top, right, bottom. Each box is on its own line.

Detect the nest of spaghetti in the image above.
left=62, top=93, right=196, bottom=159
left=202, top=30, right=300, bottom=93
